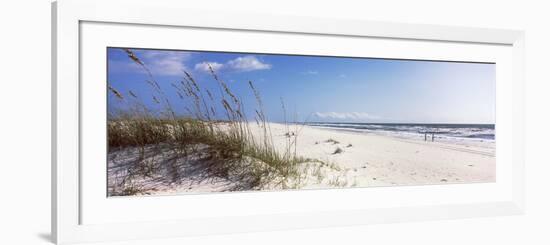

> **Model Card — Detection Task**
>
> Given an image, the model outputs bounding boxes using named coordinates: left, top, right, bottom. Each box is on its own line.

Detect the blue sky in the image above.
left=107, top=47, right=495, bottom=124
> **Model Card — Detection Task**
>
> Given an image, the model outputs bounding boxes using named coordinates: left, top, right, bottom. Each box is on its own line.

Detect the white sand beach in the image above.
left=262, top=123, right=495, bottom=188
left=108, top=122, right=495, bottom=196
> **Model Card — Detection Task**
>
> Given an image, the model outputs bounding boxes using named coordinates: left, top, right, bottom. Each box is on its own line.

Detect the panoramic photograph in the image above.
left=107, top=47, right=496, bottom=197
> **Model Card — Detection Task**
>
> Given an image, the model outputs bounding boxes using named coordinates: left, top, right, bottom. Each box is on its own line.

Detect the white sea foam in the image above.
left=306, top=123, right=495, bottom=144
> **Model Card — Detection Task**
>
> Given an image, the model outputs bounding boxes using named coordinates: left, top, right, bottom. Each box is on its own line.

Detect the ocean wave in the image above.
left=306, top=122, right=495, bottom=141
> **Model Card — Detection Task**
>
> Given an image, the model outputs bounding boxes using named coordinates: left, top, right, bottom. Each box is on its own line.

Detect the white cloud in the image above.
left=339, top=74, right=347, bottom=78
left=112, top=49, right=271, bottom=77
left=111, top=49, right=192, bottom=76
left=194, top=62, right=224, bottom=72
left=227, top=56, right=271, bottom=72
left=303, top=70, right=319, bottom=75
left=140, top=51, right=191, bottom=76
left=194, top=56, right=271, bottom=73
left=313, top=112, right=380, bottom=120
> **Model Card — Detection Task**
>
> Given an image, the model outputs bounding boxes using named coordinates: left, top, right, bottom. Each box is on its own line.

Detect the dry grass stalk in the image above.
left=108, top=49, right=321, bottom=194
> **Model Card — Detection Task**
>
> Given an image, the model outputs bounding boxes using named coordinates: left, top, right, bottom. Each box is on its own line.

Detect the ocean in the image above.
left=306, top=122, right=495, bottom=141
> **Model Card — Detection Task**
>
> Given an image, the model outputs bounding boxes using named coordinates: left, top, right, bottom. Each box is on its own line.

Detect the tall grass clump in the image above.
left=108, top=49, right=317, bottom=192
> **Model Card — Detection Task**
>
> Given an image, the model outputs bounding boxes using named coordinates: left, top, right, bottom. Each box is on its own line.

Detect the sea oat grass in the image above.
left=108, top=51, right=321, bottom=191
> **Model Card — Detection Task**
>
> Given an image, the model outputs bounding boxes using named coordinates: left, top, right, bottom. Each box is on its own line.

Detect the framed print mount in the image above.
left=52, top=0, right=525, bottom=244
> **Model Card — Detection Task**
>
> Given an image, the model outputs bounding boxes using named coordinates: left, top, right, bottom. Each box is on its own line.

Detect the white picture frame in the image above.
left=52, top=0, right=525, bottom=244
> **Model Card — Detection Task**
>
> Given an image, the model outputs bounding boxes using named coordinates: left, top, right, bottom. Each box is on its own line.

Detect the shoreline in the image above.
left=303, top=124, right=495, bottom=154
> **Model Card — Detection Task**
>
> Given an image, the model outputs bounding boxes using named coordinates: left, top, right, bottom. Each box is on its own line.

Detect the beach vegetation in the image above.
left=108, top=49, right=323, bottom=195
